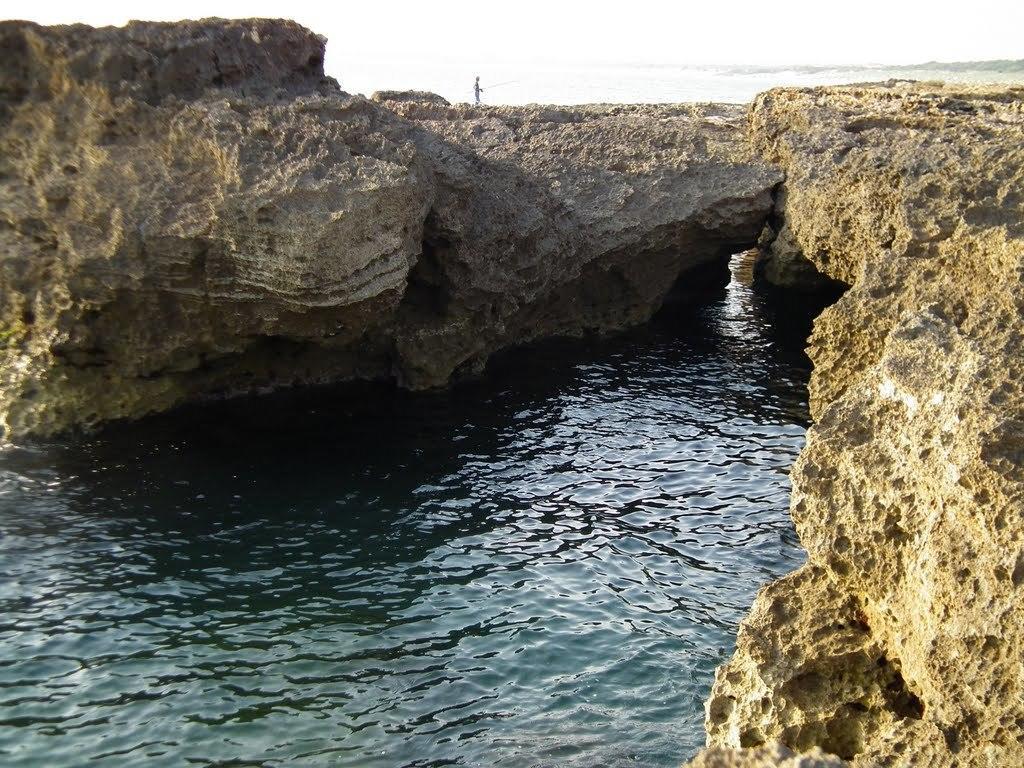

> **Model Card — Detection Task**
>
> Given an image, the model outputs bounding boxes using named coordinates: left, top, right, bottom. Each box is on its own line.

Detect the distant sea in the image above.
left=335, top=57, right=1024, bottom=105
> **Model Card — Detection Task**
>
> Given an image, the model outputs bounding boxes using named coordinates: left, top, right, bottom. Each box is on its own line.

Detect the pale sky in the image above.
left=7, top=0, right=1024, bottom=104
left=9, top=0, right=1024, bottom=67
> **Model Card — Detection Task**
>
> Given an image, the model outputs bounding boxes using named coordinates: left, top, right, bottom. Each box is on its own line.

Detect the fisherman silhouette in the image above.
left=474, top=76, right=483, bottom=105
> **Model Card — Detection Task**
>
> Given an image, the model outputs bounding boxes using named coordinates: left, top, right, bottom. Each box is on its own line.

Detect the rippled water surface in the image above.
left=0, top=257, right=832, bottom=767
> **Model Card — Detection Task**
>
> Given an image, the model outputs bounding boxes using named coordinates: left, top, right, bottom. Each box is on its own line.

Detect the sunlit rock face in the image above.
left=0, top=19, right=779, bottom=438
left=700, top=83, right=1024, bottom=766
left=689, top=743, right=845, bottom=768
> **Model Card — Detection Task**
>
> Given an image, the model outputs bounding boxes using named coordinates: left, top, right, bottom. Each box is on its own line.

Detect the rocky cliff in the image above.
left=6, top=19, right=1024, bottom=767
left=699, top=83, right=1024, bottom=766
left=0, top=19, right=778, bottom=438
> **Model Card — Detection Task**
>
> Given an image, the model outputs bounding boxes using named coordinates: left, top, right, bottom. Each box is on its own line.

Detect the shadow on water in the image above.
left=0, top=253, right=840, bottom=768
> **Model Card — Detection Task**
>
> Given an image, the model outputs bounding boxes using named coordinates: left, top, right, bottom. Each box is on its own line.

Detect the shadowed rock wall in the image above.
left=0, top=20, right=779, bottom=437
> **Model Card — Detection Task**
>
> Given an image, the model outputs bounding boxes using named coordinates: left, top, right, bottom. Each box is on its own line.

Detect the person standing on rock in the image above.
left=474, top=76, right=484, bottom=105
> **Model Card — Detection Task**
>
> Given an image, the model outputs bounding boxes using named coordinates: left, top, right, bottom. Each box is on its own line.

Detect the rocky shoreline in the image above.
left=3, top=18, right=1023, bottom=768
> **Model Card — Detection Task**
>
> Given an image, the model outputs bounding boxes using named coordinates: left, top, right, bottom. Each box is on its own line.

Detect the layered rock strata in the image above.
left=0, top=19, right=779, bottom=438
left=700, top=83, right=1024, bottom=766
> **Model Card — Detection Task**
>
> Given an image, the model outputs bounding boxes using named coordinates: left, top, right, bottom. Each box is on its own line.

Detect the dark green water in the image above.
left=0, top=257, right=830, bottom=767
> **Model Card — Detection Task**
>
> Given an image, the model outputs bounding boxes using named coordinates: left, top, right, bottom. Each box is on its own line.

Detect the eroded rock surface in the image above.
left=374, top=95, right=779, bottom=385
left=0, top=20, right=779, bottom=437
left=689, top=744, right=845, bottom=768
left=701, top=83, right=1024, bottom=766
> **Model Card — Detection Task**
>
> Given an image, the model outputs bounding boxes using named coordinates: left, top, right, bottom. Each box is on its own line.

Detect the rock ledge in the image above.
left=0, top=19, right=779, bottom=438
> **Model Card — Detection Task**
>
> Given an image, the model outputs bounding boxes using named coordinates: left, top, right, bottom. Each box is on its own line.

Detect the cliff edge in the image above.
left=0, top=19, right=778, bottom=438
left=697, top=82, right=1024, bottom=766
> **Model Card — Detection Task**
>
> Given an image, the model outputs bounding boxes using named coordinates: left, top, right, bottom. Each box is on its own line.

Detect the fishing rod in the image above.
left=485, top=80, right=519, bottom=89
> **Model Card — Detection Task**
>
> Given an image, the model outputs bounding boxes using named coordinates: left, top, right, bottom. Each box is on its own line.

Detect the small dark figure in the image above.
left=474, top=76, right=483, bottom=105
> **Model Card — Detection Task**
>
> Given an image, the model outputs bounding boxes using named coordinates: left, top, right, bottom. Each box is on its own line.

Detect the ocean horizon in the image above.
left=333, top=56, right=1024, bottom=105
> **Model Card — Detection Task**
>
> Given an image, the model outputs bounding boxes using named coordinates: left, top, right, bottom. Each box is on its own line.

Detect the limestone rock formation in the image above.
left=0, top=19, right=779, bottom=438
left=375, top=96, right=779, bottom=386
left=753, top=192, right=840, bottom=292
left=701, top=83, right=1024, bottom=766
left=688, top=744, right=845, bottom=768
left=13, top=21, right=1020, bottom=766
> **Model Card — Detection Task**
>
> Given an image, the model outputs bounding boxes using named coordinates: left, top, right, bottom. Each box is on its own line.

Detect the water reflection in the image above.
left=0, top=254, right=835, bottom=767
